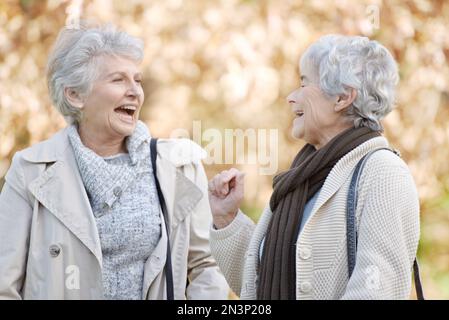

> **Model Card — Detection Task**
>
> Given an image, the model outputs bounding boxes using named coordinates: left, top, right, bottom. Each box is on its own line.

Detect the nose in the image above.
left=126, top=89, right=137, bottom=98
left=126, top=82, right=141, bottom=98
left=286, top=91, right=297, bottom=104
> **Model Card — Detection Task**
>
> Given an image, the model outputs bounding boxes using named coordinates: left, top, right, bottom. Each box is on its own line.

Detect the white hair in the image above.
left=300, top=34, right=399, bottom=131
left=46, top=23, right=144, bottom=124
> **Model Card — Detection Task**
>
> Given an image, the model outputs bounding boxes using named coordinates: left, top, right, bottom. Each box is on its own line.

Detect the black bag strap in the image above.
left=150, top=138, right=174, bottom=300
left=347, top=147, right=424, bottom=300
left=413, top=258, right=424, bottom=300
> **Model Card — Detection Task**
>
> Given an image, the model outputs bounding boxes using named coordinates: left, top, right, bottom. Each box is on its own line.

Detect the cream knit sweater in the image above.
left=210, top=137, right=420, bottom=300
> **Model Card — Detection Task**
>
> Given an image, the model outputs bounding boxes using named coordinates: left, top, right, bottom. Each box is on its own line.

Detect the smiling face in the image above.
left=78, top=55, right=144, bottom=139
left=287, top=59, right=348, bottom=148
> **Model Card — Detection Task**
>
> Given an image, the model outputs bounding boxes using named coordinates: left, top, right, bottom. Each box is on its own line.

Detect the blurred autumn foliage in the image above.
left=1, top=0, right=448, bottom=299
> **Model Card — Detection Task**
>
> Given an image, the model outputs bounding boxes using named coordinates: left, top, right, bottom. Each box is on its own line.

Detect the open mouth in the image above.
left=295, top=110, right=304, bottom=117
left=115, top=105, right=136, bottom=116
left=114, top=105, right=137, bottom=123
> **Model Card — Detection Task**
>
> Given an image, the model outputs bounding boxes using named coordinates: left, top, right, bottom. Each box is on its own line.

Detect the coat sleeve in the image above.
left=185, top=161, right=230, bottom=299
left=0, top=152, right=33, bottom=299
left=341, top=161, right=420, bottom=300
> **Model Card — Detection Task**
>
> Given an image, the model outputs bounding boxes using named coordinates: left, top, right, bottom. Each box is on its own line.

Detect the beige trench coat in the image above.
left=0, top=127, right=229, bottom=300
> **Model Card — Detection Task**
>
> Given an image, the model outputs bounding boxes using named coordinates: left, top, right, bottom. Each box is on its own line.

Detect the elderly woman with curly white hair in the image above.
left=0, top=24, right=229, bottom=300
left=208, top=35, right=422, bottom=300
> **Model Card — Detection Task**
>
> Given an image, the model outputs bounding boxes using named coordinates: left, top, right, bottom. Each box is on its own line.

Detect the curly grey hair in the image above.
left=300, top=35, right=399, bottom=131
left=46, top=23, right=144, bottom=124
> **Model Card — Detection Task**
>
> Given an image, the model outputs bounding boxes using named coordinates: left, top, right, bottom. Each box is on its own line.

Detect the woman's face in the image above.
left=79, top=55, right=144, bottom=139
left=286, top=60, right=341, bottom=148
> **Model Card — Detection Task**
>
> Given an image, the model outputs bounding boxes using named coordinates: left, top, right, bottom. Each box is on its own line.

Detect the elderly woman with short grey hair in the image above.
left=0, top=24, right=228, bottom=300
left=208, top=35, right=421, bottom=299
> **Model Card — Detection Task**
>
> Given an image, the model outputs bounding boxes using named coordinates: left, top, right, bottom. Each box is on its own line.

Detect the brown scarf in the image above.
left=257, top=126, right=381, bottom=300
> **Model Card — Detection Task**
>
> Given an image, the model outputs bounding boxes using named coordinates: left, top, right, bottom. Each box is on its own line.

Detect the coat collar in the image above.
left=23, top=125, right=206, bottom=270
left=27, top=141, right=104, bottom=266
left=21, top=128, right=68, bottom=163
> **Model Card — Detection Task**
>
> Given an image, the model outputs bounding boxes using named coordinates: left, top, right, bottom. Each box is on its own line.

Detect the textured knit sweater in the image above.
left=210, top=137, right=420, bottom=300
left=258, top=189, right=321, bottom=262
left=68, top=121, right=161, bottom=300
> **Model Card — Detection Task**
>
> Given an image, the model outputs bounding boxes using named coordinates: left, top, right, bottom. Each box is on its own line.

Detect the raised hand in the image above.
left=208, top=168, right=245, bottom=229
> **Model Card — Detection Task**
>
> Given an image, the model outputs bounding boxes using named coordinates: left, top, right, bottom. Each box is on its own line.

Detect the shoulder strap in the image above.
left=150, top=138, right=174, bottom=300
left=346, top=147, right=424, bottom=300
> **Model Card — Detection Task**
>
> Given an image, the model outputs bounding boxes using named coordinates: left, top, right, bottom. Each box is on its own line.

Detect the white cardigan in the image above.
left=210, top=137, right=420, bottom=299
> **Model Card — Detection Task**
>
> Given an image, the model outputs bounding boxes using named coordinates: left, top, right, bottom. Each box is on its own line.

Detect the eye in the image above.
left=135, top=79, right=142, bottom=84
left=113, top=77, right=123, bottom=82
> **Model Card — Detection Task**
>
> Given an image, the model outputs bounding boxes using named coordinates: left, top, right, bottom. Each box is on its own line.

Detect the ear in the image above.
left=64, top=88, right=84, bottom=109
left=334, top=88, right=357, bottom=112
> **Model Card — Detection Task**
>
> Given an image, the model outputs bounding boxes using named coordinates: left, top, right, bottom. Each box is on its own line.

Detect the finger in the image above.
left=210, top=171, right=226, bottom=196
left=219, top=180, right=230, bottom=197
left=212, top=175, right=225, bottom=197
left=219, top=171, right=237, bottom=196
left=221, top=168, right=240, bottom=184
left=213, top=169, right=241, bottom=197
left=235, top=172, right=245, bottom=184
left=218, top=169, right=239, bottom=196
left=231, top=172, right=245, bottom=194
left=208, top=175, right=220, bottom=196
left=228, top=171, right=244, bottom=186
left=208, top=180, right=216, bottom=193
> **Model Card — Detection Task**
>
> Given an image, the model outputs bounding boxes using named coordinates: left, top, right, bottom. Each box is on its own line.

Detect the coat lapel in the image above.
left=25, top=128, right=103, bottom=267
left=155, top=139, right=203, bottom=230
left=142, top=138, right=204, bottom=299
